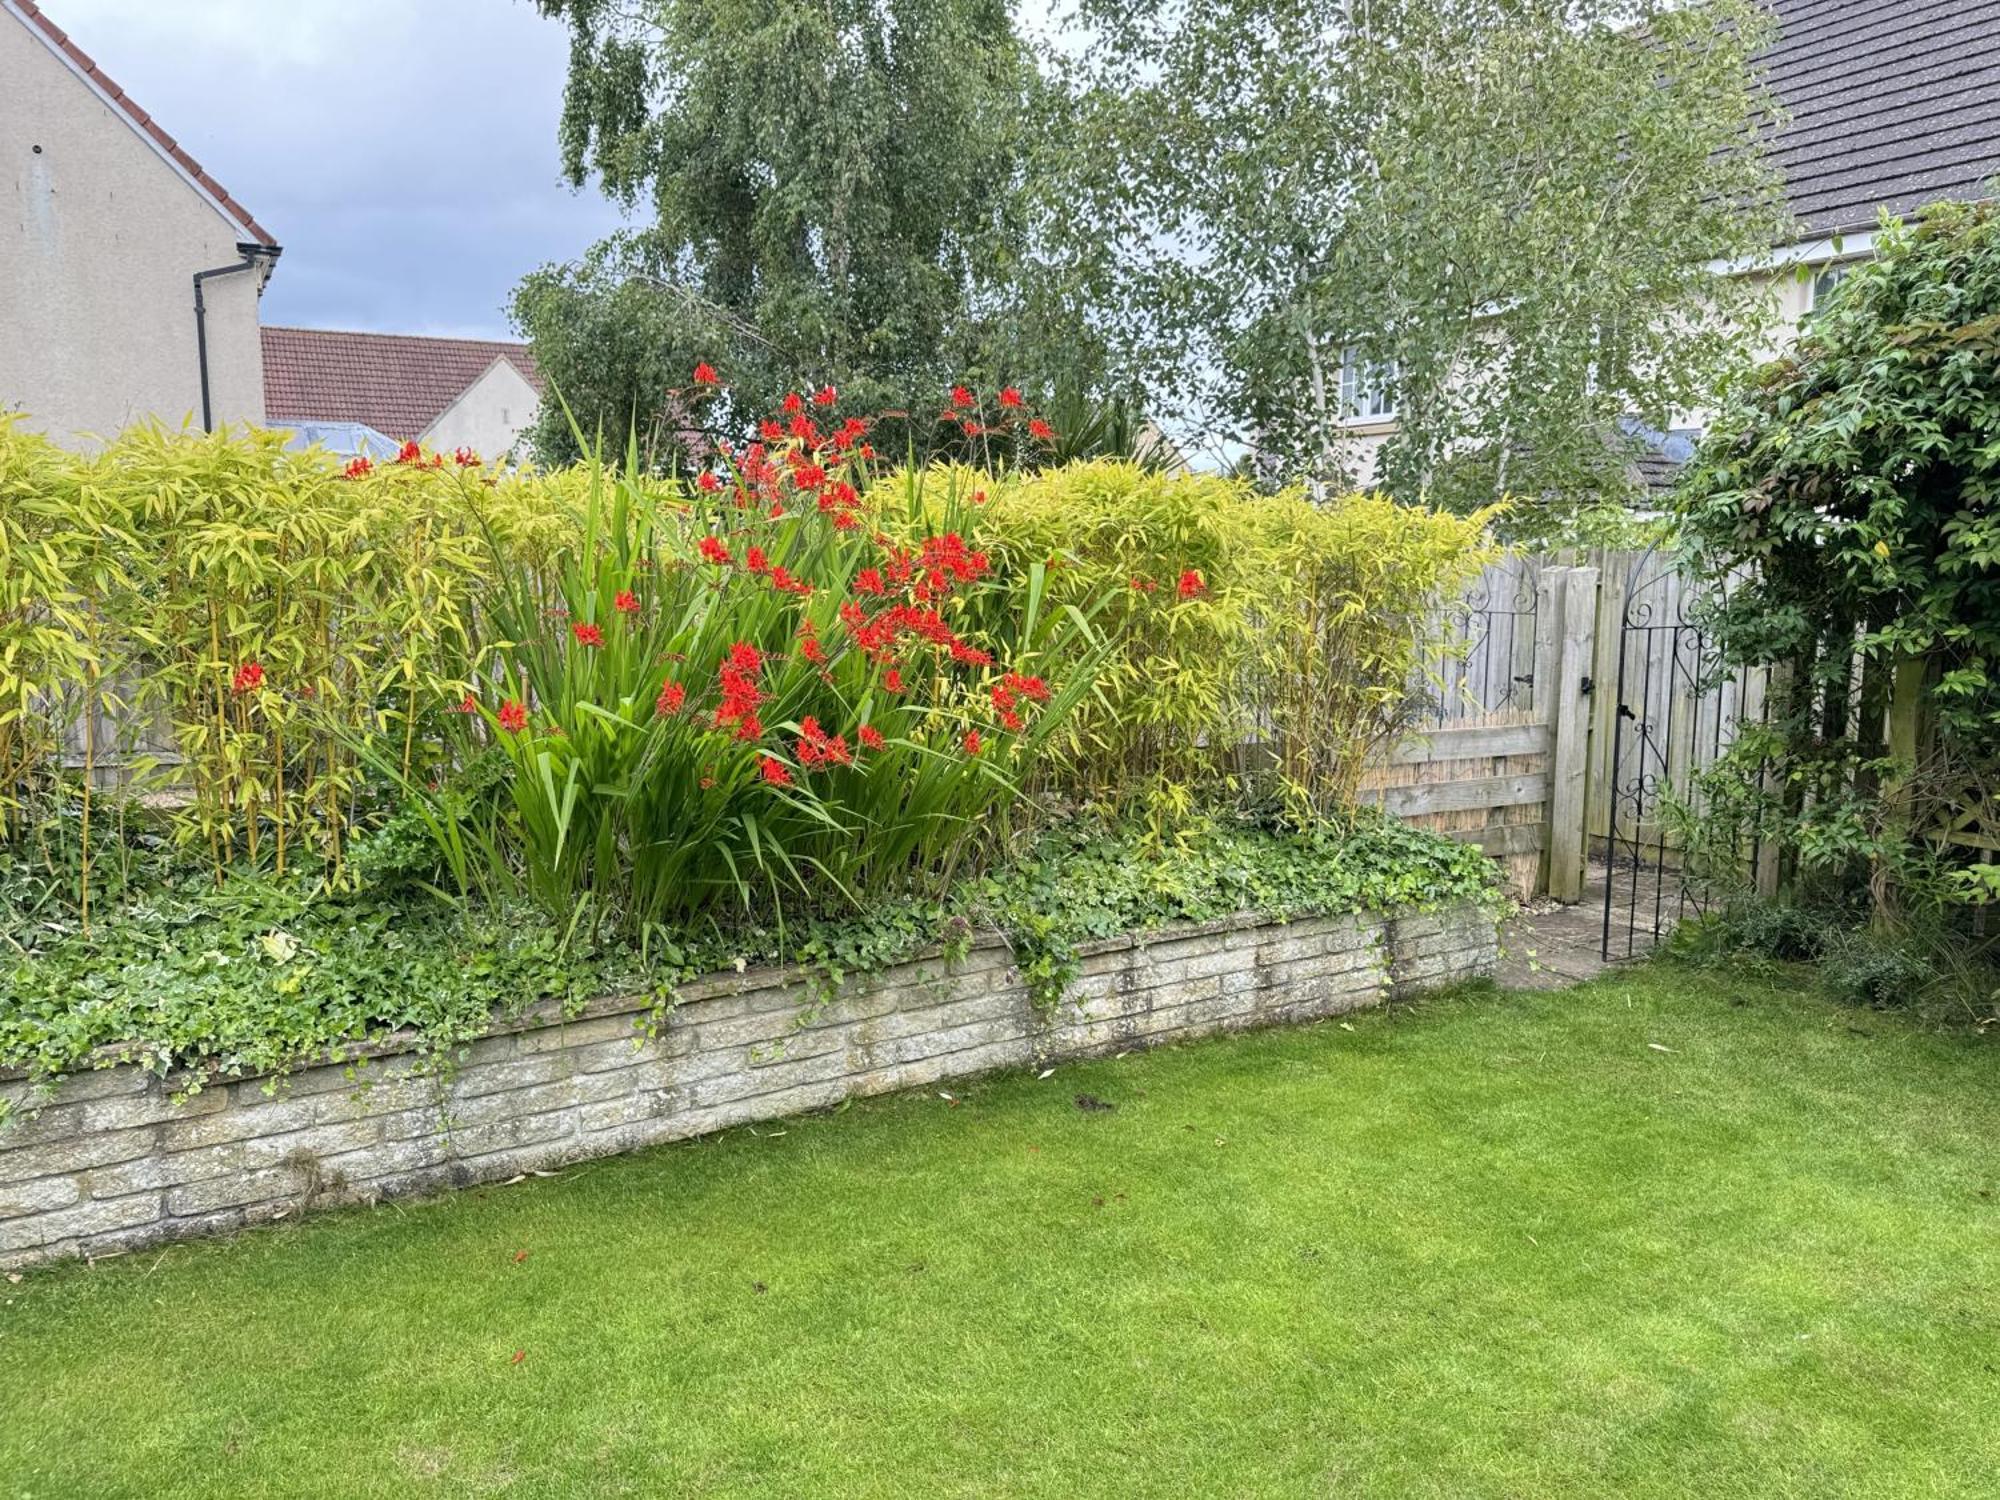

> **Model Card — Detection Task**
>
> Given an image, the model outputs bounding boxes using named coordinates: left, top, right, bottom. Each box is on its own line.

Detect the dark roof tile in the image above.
left=1765, top=0, right=2000, bottom=234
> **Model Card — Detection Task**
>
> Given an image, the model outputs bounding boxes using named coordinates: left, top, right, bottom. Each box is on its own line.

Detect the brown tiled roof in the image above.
left=261, top=327, right=543, bottom=441
left=9, top=0, right=277, bottom=248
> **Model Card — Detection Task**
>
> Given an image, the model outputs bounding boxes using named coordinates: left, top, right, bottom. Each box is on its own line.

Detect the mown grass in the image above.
left=4, top=965, right=1997, bottom=1498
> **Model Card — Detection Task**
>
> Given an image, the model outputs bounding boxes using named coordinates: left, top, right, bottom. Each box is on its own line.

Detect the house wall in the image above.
left=0, top=903, right=1498, bottom=1269
left=422, top=358, right=540, bottom=462
left=1332, top=256, right=1840, bottom=490
left=0, top=10, right=267, bottom=446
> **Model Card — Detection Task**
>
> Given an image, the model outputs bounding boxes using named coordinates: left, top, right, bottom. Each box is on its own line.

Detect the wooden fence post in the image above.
left=1545, top=566, right=1599, bottom=903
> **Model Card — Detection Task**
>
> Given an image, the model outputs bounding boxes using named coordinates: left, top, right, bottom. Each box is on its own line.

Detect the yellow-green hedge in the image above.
left=2, top=425, right=1494, bottom=879
left=875, top=462, right=1497, bottom=818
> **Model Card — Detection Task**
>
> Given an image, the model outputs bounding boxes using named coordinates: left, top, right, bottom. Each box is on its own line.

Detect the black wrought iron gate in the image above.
left=1599, top=548, right=1759, bottom=960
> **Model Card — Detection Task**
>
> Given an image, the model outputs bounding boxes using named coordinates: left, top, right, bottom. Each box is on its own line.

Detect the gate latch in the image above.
left=1579, top=675, right=1595, bottom=696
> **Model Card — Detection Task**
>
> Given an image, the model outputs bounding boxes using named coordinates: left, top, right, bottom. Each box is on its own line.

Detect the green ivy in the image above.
left=0, top=812, right=1497, bottom=1112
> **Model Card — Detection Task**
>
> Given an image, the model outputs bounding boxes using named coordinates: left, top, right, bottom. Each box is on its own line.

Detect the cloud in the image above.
left=44, top=0, right=629, bottom=336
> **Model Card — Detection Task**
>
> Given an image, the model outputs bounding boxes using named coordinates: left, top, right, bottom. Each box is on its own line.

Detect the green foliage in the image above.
left=517, top=0, right=1110, bottom=465
left=1049, top=0, right=1786, bottom=505
left=887, top=462, right=1495, bottom=815
left=1675, top=200, right=2000, bottom=926
left=1672, top=897, right=1995, bottom=1022
left=411, top=447, right=1109, bottom=929
left=0, top=813, right=1497, bottom=1099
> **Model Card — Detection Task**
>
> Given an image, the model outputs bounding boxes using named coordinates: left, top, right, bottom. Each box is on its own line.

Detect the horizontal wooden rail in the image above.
left=1387, top=721, right=1550, bottom=764
left=1359, top=772, right=1550, bottom=818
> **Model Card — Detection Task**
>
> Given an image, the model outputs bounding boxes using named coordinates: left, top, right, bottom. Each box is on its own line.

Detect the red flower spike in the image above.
left=858, top=724, right=886, bottom=751
left=760, top=756, right=792, bottom=786
left=950, top=385, right=975, bottom=409
left=395, top=439, right=423, bottom=465
left=964, top=730, right=983, bottom=756
left=655, top=679, right=686, bottom=715
left=572, top=622, right=605, bottom=648
left=699, top=536, right=732, bottom=566
left=998, top=387, right=1024, bottom=408
left=813, top=385, right=837, bottom=407
left=453, top=447, right=481, bottom=467
left=343, top=456, right=373, bottom=479
left=613, top=590, right=640, bottom=614
left=696, top=472, right=722, bottom=493
left=693, top=362, right=720, bottom=386
left=782, top=392, right=805, bottom=414
left=498, top=699, right=528, bottom=734
left=1028, top=418, right=1056, bottom=442
left=231, top=661, right=265, bottom=694
left=1178, top=569, right=1206, bottom=599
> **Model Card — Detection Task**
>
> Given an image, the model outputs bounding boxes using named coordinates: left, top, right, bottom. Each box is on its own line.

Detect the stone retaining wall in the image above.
left=0, top=903, right=1495, bottom=1270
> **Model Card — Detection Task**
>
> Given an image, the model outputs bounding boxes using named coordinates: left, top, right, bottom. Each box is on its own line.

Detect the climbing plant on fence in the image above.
left=1675, top=200, right=2000, bottom=924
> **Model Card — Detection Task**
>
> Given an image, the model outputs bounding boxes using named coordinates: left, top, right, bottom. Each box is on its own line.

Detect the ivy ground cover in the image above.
left=5, top=965, right=1997, bottom=1498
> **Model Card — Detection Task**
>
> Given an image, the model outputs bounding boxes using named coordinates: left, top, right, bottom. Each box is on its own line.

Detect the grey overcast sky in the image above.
left=48, top=0, right=630, bottom=339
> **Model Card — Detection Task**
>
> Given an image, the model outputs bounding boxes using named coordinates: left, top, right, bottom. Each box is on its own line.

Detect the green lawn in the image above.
left=4, top=966, right=1997, bottom=1499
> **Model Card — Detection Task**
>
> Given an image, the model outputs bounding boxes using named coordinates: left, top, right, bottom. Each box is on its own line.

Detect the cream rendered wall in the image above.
left=421, top=357, right=540, bottom=462
left=0, top=11, right=267, bottom=446
left=1332, top=259, right=1836, bottom=487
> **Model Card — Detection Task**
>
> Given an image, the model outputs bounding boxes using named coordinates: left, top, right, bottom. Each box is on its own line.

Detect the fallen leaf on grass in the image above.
left=513, top=1250, right=529, bottom=1265
left=1037, top=1068, right=1055, bottom=1080
left=1647, top=1043, right=1676, bottom=1054
left=1075, top=1094, right=1115, bottom=1113
left=510, top=1350, right=527, bottom=1366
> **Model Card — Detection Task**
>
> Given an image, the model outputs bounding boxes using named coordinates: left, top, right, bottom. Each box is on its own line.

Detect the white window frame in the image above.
left=1339, top=347, right=1398, bottom=424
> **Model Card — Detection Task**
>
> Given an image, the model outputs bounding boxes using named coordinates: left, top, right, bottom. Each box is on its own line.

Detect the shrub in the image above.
left=880, top=462, right=1495, bottom=816
left=410, top=448, right=1109, bottom=928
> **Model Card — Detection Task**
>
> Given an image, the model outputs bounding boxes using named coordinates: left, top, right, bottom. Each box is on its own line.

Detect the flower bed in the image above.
left=0, top=898, right=1496, bottom=1270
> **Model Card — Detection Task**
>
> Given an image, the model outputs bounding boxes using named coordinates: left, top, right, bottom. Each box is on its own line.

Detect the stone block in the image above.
left=0, top=1191, right=160, bottom=1254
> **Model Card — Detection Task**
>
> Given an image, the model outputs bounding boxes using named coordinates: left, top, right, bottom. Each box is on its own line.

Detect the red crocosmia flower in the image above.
left=992, top=683, right=1017, bottom=712
left=1004, top=671, right=1051, bottom=703
left=782, top=392, right=805, bottom=414
left=343, top=457, right=374, bottom=479
left=1178, top=569, right=1206, bottom=599
left=498, top=699, right=528, bottom=734
left=453, top=447, right=480, bottom=467
left=884, top=667, right=905, bottom=694
left=734, top=711, right=764, bottom=742
left=395, top=440, right=423, bottom=465
left=997, top=387, right=1024, bottom=408
left=696, top=472, right=722, bottom=493
left=699, top=536, right=732, bottom=566
left=964, top=730, right=983, bottom=756
left=699, top=774, right=717, bottom=789
left=961, top=420, right=982, bottom=438
left=759, top=419, right=786, bottom=442
left=801, top=633, right=828, bottom=665
left=950, top=385, right=975, bottom=409
left=693, top=362, right=720, bottom=385
left=1028, top=418, right=1056, bottom=442
left=231, top=661, right=265, bottom=694
left=853, top=568, right=885, bottom=595
left=457, top=692, right=477, bottom=714
left=728, top=641, right=763, bottom=673
left=973, top=489, right=988, bottom=506
left=813, top=385, right=837, bottom=407
left=572, top=622, right=605, bottom=648
left=614, top=590, right=640, bottom=614
left=760, top=756, right=792, bottom=786
left=832, top=511, right=860, bottom=532
left=1000, top=708, right=1024, bottom=732
left=655, top=679, right=686, bottom=715
left=858, top=723, right=886, bottom=751
left=745, top=545, right=770, bottom=573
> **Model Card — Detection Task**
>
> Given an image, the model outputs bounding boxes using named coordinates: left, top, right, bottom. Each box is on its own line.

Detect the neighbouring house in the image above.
left=1340, top=0, right=2000, bottom=493
left=261, top=326, right=544, bottom=463
left=0, top=0, right=278, bottom=445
